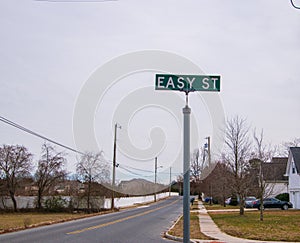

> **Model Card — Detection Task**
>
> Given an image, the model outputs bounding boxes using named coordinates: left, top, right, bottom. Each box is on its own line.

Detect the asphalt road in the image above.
left=0, top=196, right=182, bottom=243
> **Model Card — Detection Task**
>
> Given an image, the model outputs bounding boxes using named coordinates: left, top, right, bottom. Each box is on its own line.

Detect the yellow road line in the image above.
left=67, top=199, right=179, bottom=235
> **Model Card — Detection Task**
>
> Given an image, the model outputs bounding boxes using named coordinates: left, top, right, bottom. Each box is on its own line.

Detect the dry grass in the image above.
left=168, top=200, right=214, bottom=240
left=204, top=203, right=239, bottom=210
left=168, top=212, right=213, bottom=240
left=210, top=210, right=300, bottom=242
left=190, top=202, right=199, bottom=210
left=0, top=212, right=108, bottom=234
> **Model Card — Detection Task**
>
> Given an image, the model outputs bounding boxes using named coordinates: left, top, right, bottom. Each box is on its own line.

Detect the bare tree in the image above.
left=190, top=148, right=202, bottom=182
left=35, top=143, right=67, bottom=209
left=176, top=175, right=183, bottom=196
left=253, top=129, right=267, bottom=221
left=201, top=162, right=232, bottom=206
left=190, top=147, right=218, bottom=199
left=281, top=138, right=300, bottom=156
left=224, top=116, right=252, bottom=215
left=252, top=129, right=280, bottom=221
left=76, top=152, right=110, bottom=211
left=0, top=145, right=32, bottom=211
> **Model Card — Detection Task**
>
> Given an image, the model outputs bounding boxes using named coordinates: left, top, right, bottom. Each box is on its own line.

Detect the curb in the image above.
left=164, top=215, right=198, bottom=243
left=164, top=232, right=198, bottom=243
left=164, top=200, right=227, bottom=243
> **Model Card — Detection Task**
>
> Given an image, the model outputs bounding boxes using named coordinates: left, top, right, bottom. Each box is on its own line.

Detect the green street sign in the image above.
left=155, top=74, right=221, bottom=92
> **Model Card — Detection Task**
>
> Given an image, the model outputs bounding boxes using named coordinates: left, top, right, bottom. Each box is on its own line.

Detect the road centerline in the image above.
left=66, top=199, right=179, bottom=235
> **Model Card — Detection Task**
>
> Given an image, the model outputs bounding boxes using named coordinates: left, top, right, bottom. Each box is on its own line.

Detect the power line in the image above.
left=118, top=165, right=153, bottom=178
left=0, top=115, right=84, bottom=155
left=119, top=162, right=181, bottom=174
left=116, top=161, right=182, bottom=176
left=121, top=164, right=154, bottom=174
left=118, top=163, right=181, bottom=178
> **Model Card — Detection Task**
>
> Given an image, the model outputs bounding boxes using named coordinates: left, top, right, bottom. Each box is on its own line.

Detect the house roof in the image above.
left=262, top=157, right=288, bottom=181
left=290, top=147, right=300, bottom=173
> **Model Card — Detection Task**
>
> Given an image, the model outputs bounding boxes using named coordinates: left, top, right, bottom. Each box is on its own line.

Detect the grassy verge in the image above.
left=204, top=203, right=239, bottom=210
left=168, top=200, right=214, bottom=240
left=209, top=210, right=300, bottom=242
left=190, top=202, right=199, bottom=210
left=167, top=212, right=213, bottom=240
left=0, top=211, right=110, bottom=234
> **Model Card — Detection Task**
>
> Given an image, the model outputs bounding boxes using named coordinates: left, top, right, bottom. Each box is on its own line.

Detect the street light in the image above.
left=111, top=123, right=121, bottom=210
left=205, top=136, right=211, bottom=166
left=205, top=136, right=212, bottom=205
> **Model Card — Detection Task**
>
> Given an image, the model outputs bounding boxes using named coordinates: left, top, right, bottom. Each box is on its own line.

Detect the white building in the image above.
left=285, top=147, right=300, bottom=209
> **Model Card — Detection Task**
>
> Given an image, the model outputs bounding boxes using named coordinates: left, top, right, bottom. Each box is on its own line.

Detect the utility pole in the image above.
left=154, top=157, right=163, bottom=202
left=154, top=157, right=157, bottom=202
left=111, top=123, right=121, bottom=210
left=169, top=167, right=172, bottom=196
left=205, top=136, right=211, bottom=166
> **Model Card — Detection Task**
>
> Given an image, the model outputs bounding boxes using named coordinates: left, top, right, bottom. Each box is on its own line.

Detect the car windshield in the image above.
left=264, top=198, right=279, bottom=202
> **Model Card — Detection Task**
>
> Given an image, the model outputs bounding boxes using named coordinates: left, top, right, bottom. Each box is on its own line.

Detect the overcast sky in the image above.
left=0, top=0, right=299, bottom=183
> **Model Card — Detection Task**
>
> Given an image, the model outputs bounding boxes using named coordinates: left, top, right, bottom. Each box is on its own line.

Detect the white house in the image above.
left=285, top=147, right=300, bottom=209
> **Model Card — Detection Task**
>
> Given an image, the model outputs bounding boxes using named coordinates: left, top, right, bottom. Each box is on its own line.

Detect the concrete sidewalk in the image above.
left=197, top=201, right=289, bottom=243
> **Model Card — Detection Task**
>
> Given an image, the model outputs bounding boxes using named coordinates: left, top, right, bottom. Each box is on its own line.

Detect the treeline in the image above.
left=0, top=143, right=112, bottom=212
left=188, top=115, right=299, bottom=220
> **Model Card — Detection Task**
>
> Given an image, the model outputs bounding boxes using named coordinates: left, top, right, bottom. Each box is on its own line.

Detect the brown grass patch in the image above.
left=0, top=211, right=111, bottom=234
left=168, top=212, right=213, bottom=240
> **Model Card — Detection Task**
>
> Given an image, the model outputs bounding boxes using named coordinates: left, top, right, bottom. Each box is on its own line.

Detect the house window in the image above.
left=292, top=162, right=296, bottom=174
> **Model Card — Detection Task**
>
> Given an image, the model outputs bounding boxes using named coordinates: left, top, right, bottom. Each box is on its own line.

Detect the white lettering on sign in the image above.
left=202, top=77, right=209, bottom=89
left=166, top=77, right=175, bottom=89
left=177, top=77, right=185, bottom=89
left=211, top=77, right=218, bottom=90
left=157, top=76, right=165, bottom=89
left=187, top=77, right=195, bottom=89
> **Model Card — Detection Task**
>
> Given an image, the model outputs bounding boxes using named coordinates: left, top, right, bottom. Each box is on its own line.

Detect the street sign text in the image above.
left=155, top=74, right=221, bottom=92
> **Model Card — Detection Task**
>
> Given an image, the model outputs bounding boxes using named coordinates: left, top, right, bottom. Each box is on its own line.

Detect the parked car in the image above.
left=252, top=197, right=293, bottom=210
left=204, top=197, right=212, bottom=203
left=226, top=196, right=239, bottom=206
left=226, top=196, right=256, bottom=207
left=244, top=196, right=257, bottom=208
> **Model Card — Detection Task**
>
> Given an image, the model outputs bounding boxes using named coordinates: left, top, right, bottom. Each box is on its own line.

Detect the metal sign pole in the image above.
left=155, top=73, right=221, bottom=242
left=183, top=92, right=191, bottom=243
left=154, top=156, right=157, bottom=202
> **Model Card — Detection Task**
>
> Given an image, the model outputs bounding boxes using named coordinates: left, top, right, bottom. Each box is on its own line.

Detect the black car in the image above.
left=252, top=197, right=293, bottom=210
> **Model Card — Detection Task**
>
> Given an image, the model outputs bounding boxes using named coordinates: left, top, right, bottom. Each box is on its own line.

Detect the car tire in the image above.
left=259, top=205, right=264, bottom=210
left=282, top=204, right=289, bottom=210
